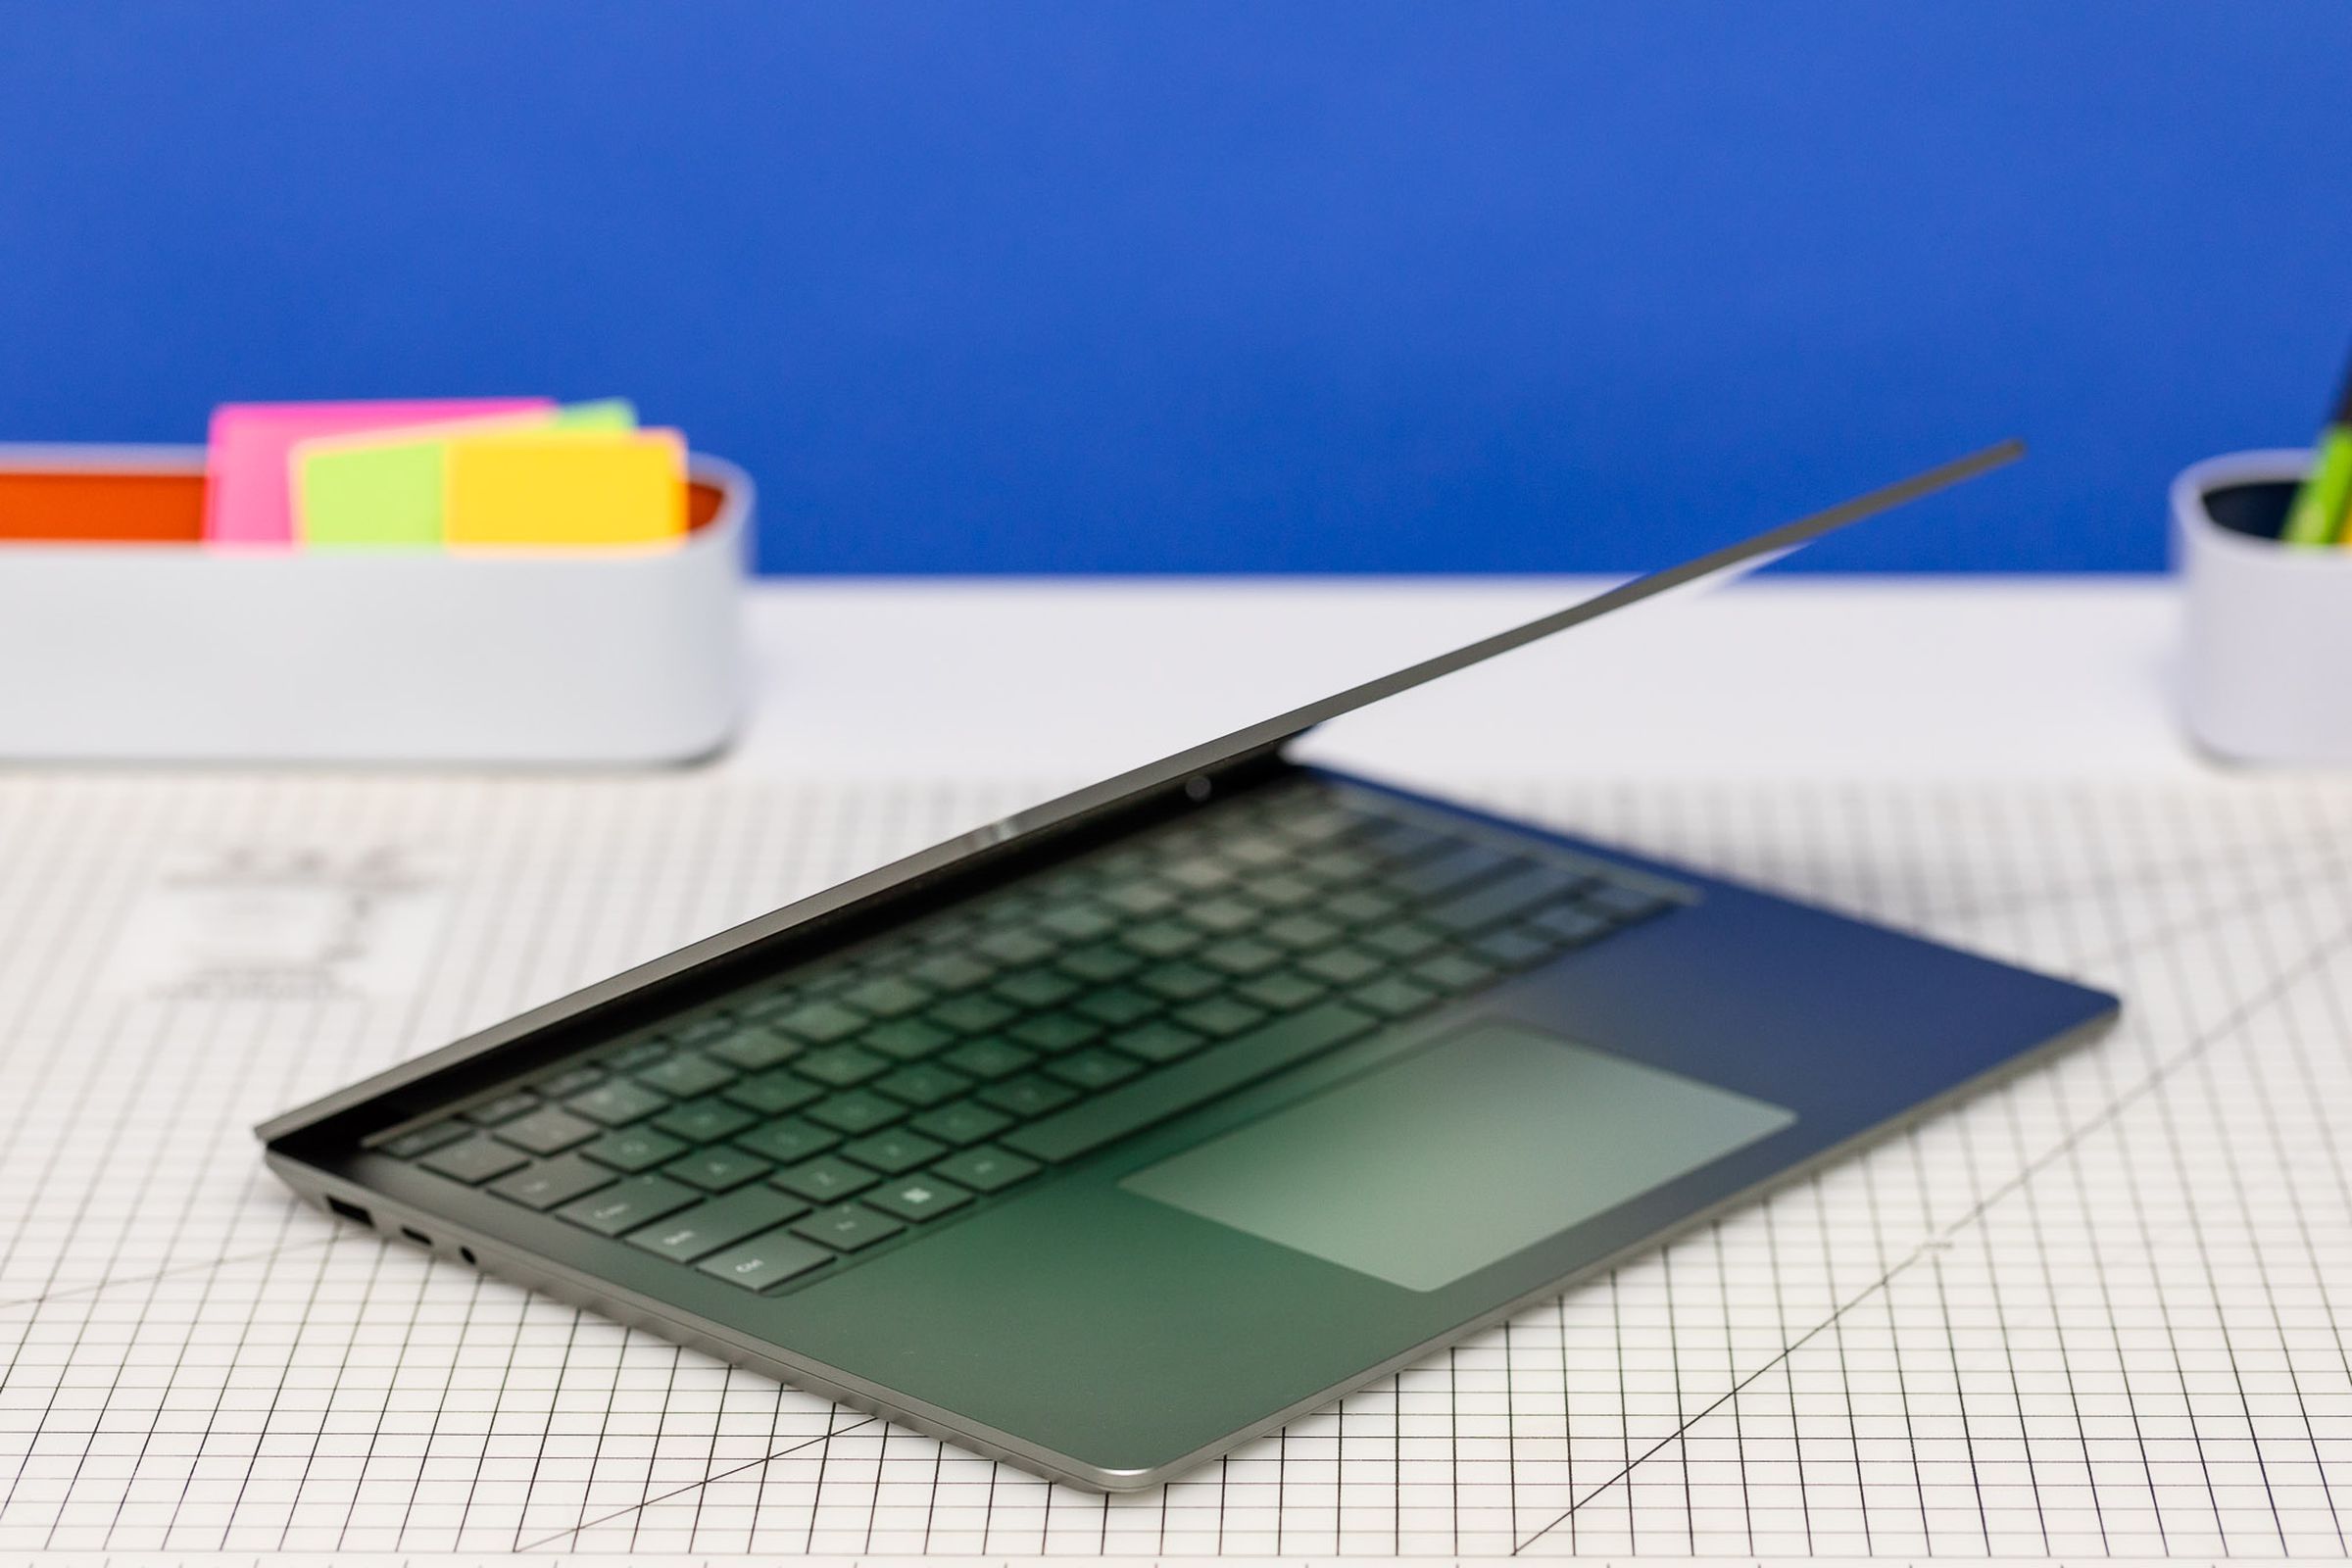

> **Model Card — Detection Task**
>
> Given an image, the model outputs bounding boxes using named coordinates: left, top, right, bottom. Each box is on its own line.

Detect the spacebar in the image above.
left=1004, top=1002, right=1382, bottom=1163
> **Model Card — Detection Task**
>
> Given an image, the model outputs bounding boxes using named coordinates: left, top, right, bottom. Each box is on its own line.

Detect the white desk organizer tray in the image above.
left=0, top=443, right=749, bottom=764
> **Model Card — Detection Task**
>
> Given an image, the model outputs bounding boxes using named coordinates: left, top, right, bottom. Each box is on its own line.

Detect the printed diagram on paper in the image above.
left=0, top=771, right=2348, bottom=1562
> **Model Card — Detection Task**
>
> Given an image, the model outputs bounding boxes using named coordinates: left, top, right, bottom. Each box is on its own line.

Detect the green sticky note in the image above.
left=294, top=399, right=636, bottom=548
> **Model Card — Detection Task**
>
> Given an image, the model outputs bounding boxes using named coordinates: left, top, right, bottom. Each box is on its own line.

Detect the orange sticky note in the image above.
left=445, top=429, right=688, bottom=549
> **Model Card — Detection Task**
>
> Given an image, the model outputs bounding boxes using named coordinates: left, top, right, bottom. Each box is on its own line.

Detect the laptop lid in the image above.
left=257, top=439, right=2021, bottom=1141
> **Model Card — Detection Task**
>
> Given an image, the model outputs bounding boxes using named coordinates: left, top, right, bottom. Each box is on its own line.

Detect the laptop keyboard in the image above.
left=374, top=781, right=1693, bottom=1296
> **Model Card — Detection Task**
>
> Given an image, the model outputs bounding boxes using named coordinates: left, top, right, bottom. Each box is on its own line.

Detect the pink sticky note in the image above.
left=204, top=399, right=552, bottom=547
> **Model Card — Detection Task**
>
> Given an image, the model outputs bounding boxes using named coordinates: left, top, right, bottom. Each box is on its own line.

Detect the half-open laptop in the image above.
left=258, top=442, right=2118, bottom=1490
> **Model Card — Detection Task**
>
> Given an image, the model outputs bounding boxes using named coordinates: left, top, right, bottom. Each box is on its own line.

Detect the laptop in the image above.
left=257, top=441, right=2118, bottom=1491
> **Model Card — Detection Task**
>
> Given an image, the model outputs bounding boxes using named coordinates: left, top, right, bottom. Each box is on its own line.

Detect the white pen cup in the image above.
left=2175, top=448, right=2352, bottom=765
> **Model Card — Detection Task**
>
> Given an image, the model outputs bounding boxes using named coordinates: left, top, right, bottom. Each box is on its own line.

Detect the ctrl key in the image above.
left=696, top=1228, right=835, bottom=1293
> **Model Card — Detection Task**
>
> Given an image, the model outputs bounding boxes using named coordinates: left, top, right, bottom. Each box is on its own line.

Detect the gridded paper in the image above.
left=0, top=770, right=2348, bottom=1565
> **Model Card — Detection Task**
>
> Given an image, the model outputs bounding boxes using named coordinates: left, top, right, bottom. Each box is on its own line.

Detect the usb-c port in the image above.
left=400, top=1227, right=432, bottom=1248
left=326, top=1197, right=372, bottom=1227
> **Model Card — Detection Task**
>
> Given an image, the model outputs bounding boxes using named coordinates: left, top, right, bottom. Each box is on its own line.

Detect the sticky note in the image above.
left=293, top=400, right=637, bottom=548
left=446, top=429, right=688, bottom=549
left=205, top=399, right=550, bottom=547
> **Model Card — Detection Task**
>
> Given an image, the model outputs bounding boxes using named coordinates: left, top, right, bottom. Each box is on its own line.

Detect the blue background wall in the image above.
left=2, top=1, right=2347, bottom=573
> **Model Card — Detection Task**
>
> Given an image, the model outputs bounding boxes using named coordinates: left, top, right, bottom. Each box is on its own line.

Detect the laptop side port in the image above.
left=400, top=1227, right=432, bottom=1248
left=325, top=1196, right=372, bottom=1227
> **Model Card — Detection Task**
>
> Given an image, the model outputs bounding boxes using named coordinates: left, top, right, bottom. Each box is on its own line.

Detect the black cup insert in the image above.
left=2203, top=480, right=2297, bottom=542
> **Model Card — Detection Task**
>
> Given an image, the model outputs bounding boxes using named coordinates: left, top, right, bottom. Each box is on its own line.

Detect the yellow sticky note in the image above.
left=445, top=428, right=688, bottom=549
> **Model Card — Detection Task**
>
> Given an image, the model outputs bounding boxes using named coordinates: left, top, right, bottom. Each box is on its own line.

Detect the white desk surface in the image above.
left=11, top=574, right=2352, bottom=1563
left=729, top=575, right=2198, bottom=783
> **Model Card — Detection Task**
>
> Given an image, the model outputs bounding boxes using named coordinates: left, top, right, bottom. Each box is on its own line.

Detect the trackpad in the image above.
left=1122, top=1019, right=1795, bottom=1292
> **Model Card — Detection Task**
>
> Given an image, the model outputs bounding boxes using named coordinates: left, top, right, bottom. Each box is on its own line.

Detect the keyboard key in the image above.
left=909, top=952, right=994, bottom=993
left=1358, top=817, right=1451, bottom=863
left=463, top=1092, right=539, bottom=1126
left=932, top=1145, right=1040, bottom=1195
left=663, top=1146, right=774, bottom=1192
left=1302, top=847, right=1381, bottom=885
left=1121, top=919, right=1202, bottom=959
left=1171, top=995, right=1269, bottom=1039
left=792, top=1202, right=906, bottom=1253
left=494, top=1104, right=600, bottom=1155
left=534, top=1065, right=607, bottom=1100
left=1528, top=902, right=1611, bottom=946
left=1413, top=951, right=1498, bottom=992
left=734, top=1117, right=840, bottom=1165
left=1100, top=879, right=1179, bottom=917
left=695, top=1226, right=835, bottom=1290
left=673, top=1016, right=737, bottom=1048
left=1010, top=1013, right=1100, bottom=1054
left=489, top=1152, right=616, bottom=1209
left=421, top=1135, right=529, bottom=1185
left=909, top=1100, right=1015, bottom=1146
left=1297, top=945, right=1388, bottom=988
left=1075, top=987, right=1156, bottom=1027
left=845, top=975, right=931, bottom=1017
left=558, top=1174, right=700, bottom=1237
left=795, top=1045, right=890, bottom=1089
left=1136, top=962, right=1221, bottom=1003
left=582, top=1125, right=688, bottom=1173
left=1324, top=886, right=1402, bottom=925
left=1197, top=937, right=1285, bottom=977
left=1472, top=927, right=1555, bottom=968
left=930, top=994, right=1019, bottom=1035
left=865, top=1174, right=973, bottom=1224
left=1271, top=802, right=1358, bottom=845
left=843, top=1127, right=950, bottom=1175
left=1038, top=903, right=1116, bottom=943
left=1220, top=832, right=1291, bottom=868
left=735, top=991, right=807, bottom=1022
left=1236, top=969, right=1328, bottom=1011
left=632, top=1187, right=808, bottom=1263
left=941, top=1039, right=1035, bottom=1080
left=723, top=1067, right=824, bottom=1116
left=1251, top=873, right=1318, bottom=909
left=1046, top=1048, right=1142, bottom=1091
left=1428, top=864, right=1587, bottom=935
left=1351, top=975, right=1441, bottom=1017
left=975, top=1075, right=1077, bottom=1119
left=974, top=927, right=1055, bottom=966
left=875, top=1062, right=971, bottom=1108
left=637, top=1052, right=737, bottom=1099
left=773, top=1000, right=868, bottom=1044
left=1162, top=857, right=1235, bottom=892
left=652, top=1096, right=758, bottom=1144
left=866, top=1018, right=954, bottom=1061
left=1106, top=1019, right=1206, bottom=1064
left=379, top=1120, right=466, bottom=1159
left=607, top=1039, right=670, bottom=1070
left=1390, top=843, right=1511, bottom=898
left=1583, top=881, right=1673, bottom=921
left=1058, top=941, right=1145, bottom=982
left=1004, top=1001, right=1378, bottom=1164
left=567, top=1080, right=668, bottom=1126
left=772, top=1154, right=880, bottom=1202
left=1358, top=919, right=1446, bottom=961
left=707, top=1026, right=801, bottom=1073
left=1263, top=912, right=1344, bottom=952
left=993, top=967, right=1080, bottom=1009
left=805, top=1090, right=903, bottom=1136
left=1181, top=897, right=1258, bottom=936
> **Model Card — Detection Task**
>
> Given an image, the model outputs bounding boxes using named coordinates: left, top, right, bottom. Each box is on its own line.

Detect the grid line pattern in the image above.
left=0, top=771, right=2346, bottom=1561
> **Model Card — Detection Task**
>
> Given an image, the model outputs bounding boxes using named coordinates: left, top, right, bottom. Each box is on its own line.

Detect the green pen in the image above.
left=2281, top=350, right=2352, bottom=546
